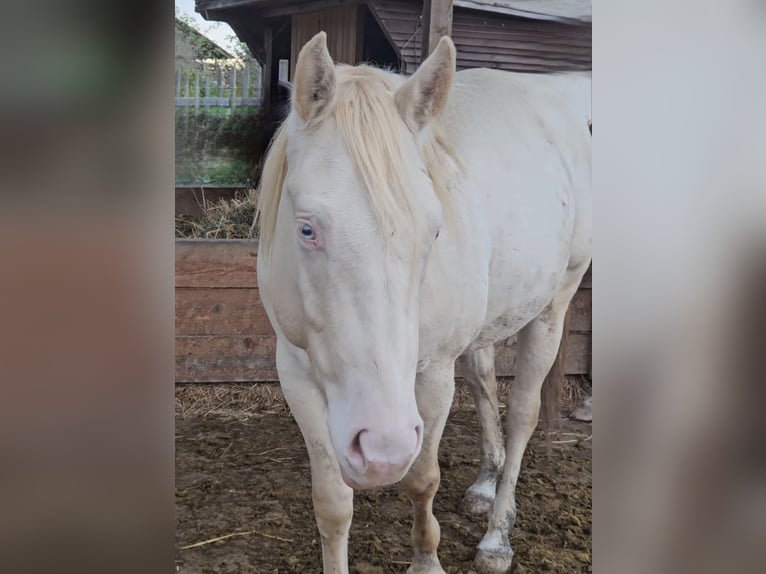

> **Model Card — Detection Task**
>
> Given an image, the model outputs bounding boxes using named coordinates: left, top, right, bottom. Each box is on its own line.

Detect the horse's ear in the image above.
left=293, top=32, right=336, bottom=123
left=395, top=36, right=456, bottom=131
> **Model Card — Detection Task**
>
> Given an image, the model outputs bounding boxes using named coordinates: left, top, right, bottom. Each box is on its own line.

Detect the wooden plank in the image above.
left=174, top=281, right=588, bottom=335
left=455, top=53, right=589, bottom=68
left=176, top=288, right=274, bottom=336
left=356, top=3, right=366, bottom=62
left=176, top=335, right=278, bottom=382
left=455, top=40, right=591, bottom=56
left=259, top=0, right=363, bottom=19
left=421, top=0, right=453, bottom=60
left=230, top=66, right=237, bottom=109
left=194, top=69, right=200, bottom=111
left=568, top=288, right=591, bottom=332
left=485, top=331, right=591, bottom=378
left=451, top=25, right=591, bottom=43
left=263, top=27, right=273, bottom=110
left=292, top=5, right=360, bottom=69
left=198, top=0, right=261, bottom=11
left=177, top=330, right=590, bottom=383
left=175, top=239, right=258, bottom=288
left=204, top=62, right=210, bottom=107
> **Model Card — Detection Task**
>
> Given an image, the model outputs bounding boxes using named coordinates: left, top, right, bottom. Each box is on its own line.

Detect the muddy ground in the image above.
left=176, top=393, right=591, bottom=574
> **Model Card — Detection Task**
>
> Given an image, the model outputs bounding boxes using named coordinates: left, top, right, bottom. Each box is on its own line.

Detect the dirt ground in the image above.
left=176, top=387, right=591, bottom=574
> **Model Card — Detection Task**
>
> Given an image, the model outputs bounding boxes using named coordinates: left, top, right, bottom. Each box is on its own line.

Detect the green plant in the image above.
left=175, top=107, right=265, bottom=185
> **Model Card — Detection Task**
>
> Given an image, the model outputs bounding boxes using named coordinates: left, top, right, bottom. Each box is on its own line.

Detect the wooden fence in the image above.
left=175, top=61, right=261, bottom=110
left=175, top=239, right=592, bottom=383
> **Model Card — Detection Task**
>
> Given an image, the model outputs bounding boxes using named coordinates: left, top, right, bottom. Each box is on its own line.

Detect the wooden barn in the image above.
left=196, top=0, right=591, bottom=110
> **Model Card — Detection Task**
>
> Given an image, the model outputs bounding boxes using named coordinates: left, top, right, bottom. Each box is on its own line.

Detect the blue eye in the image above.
left=299, top=223, right=316, bottom=240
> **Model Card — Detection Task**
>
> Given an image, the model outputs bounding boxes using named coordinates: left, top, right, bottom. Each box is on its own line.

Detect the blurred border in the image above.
left=595, top=1, right=766, bottom=572
left=0, top=2, right=175, bottom=574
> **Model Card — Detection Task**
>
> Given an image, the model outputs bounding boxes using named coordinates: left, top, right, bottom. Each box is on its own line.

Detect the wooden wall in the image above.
left=176, top=239, right=591, bottom=383
left=291, top=4, right=363, bottom=79
left=369, top=0, right=591, bottom=73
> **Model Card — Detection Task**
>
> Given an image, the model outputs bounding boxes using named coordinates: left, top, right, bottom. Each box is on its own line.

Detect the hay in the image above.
left=175, top=376, right=591, bottom=420
left=175, top=191, right=258, bottom=239
left=175, top=383, right=289, bottom=419
left=180, top=529, right=294, bottom=550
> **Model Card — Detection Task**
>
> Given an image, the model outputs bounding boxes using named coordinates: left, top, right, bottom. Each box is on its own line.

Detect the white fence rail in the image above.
left=175, top=61, right=262, bottom=111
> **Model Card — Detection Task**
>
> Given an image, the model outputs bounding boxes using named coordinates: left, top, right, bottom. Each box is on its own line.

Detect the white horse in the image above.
left=256, top=32, right=591, bottom=574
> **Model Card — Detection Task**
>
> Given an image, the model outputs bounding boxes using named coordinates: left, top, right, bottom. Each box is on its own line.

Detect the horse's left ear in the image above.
left=293, top=32, right=336, bottom=123
left=395, top=36, right=456, bottom=131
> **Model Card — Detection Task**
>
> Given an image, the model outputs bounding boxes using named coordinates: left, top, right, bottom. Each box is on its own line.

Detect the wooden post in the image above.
left=421, top=0, right=453, bottom=61
left=243, top=63, right=250, bottom=101
left=176, top=68, right=181, bottom=98
left=278, top=59, right=289, bottom=83
left=263, top=27, right=273, bottom=111
left=216, top=64, right=223, bottom=98
left=194, top=67, right=200, bottom=111
left=255, top=63, right=262, bottom=103
left=204, top=62, right=210, bottom=109
left=230, top=66, right=237, bottom=110
left=356, top=6, right=366, bottom=64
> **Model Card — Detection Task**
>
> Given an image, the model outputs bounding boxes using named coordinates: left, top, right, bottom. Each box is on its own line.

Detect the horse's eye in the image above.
left=435, top=229, right=440, bottom=239
left=299, top=223, right=316, bottom=240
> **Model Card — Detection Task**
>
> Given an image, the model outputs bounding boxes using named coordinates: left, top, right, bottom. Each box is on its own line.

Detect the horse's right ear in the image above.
left=395, top=36, right=456, bottom=131
left=293, top=32, right=336, bottom=123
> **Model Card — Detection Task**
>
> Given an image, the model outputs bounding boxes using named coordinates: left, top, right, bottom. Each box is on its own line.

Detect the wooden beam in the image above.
left=421, top=0, right=453, bottom=60
left=258, top=0, right=362, bottom=19
left=262, top=26, right=273, bottom=110
left=356, top=3, right=366, bottom=63
left=198, top=0, right=262, bottom=13
left=175, top=239, right=258, bottom=289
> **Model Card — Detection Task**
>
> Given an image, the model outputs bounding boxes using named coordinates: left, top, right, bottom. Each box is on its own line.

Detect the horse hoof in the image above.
left=406, top=560, right=446, bottom=574
left=474, top=537, right=513, bottom=574
left=406, top=552, right=446, bottom=574
left=406, top=566, right=446, bottom=574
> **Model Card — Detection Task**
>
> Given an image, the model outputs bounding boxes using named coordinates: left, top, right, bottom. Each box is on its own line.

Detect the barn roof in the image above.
left=454, top=1, right=591, bottom=23
left=197, top=1, right=591, bottom=24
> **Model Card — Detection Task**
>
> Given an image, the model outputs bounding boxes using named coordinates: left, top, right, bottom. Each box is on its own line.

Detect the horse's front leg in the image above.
left=458, top=346, right=505, bottom=515
left=400, top=360, right=455, bottom=574
left=277, top=343, right=353, bottom=574
left=474, top=266, right=587, bottom=574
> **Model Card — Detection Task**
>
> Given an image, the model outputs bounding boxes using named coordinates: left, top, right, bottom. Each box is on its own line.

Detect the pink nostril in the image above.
left=347, top=424, right=423, bottom=473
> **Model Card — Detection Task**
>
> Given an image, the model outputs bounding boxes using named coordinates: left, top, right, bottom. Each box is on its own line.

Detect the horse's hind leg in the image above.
left=474, top=263, right=589, bottom=574
left=400, top=360, right=455, bottom=574
left=459, top=346, right=505, bottom=516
